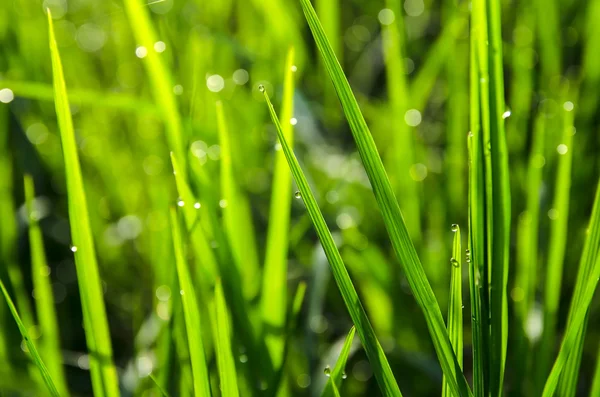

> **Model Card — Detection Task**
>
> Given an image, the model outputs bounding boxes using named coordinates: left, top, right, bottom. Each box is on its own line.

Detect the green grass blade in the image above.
left=0, top=279, right=60, bottom=397
left=513, top=113, right=545, bottom=394
left=590, top=346, right=600, bottom=397
left=472, top=0, right=511, bottom=394
left=296, top=1, right=471, bottom=395
left=264, top=90, right=403, bottom=397
left=380, top=0, right=420, bottom=244
left=211, top=280, right=239, bottom=397
left=122, top=0, right=185, bottom=169
left=170, top=152, right=219, bottom=285
left=261, top=46, right=296, bottom=372
left=542, top=181, right=600, bottom=396
left=537, top=93, right=577, bottom=392
left=468, top=13, right=487, bottom=393
left=442, top=225, right=463, bottom=397
left=2, top=80, right=158, bottom=115
left=217, top=100, right=260, bottom=300
left=322, top=326, right=355, bottom=397
left=47, top=9, right=119, bottom=396
left=410, top=13, right=468, bottom=112
left=170, top=208, right=211, bottom=397
left=24, top=175, right=69, bottom=396
left=149, top=374, right=172, bottom=397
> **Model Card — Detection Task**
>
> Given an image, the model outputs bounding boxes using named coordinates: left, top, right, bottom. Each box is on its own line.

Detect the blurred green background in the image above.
left=1, top=0, right=600, bottom=396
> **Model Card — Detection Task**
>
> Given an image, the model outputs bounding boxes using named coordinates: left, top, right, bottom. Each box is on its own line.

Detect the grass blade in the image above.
left=471, top=0, right=511, bottom=394
left=296, top=1, right=471, bottom=395
left=542, top=180, right=600, bottom=396
left=380, top=0, right=421, bottom=244
left=442, top=225, right=463, bottom=397
left=0, top=279, right=59, bottom=396
left=322, top=326, right=355, bottom=397
left=24, top=175, right=69, bottom=396
left=122, top=0, right=185, bottom=168
left=170, top=208, right=211, bottom=397
left=211, top=280, right=239, bottom=397
left=264, top=89, right=403, bottom=397
left=261, top=46, right=296, bottom=372
left=217, top=100, right=260, bottom=300
left=537, top=91, right=577, bottom=392
left=47, top=9, right=119, bottom=396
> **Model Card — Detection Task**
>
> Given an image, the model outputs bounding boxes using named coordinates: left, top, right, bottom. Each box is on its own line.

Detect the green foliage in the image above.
left=1, top=0, right=599, bottom=396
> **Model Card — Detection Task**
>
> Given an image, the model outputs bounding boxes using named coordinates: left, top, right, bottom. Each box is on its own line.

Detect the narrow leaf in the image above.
left=24, top=175, right=69, bottom=396
left=170, top=208, right=211, bottom=397
left=47, top=9, right=119, bottom=396
left=211, top=280, right=240, bottom=397
left=322, top=326, right=355, bottom=397
left=0, top=279, right=60, bottom=397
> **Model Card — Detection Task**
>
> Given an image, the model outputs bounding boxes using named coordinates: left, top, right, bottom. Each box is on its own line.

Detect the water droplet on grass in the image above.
left=324, top=365, right=331, bottom=376
left=294, top=191, right=301, bottom=199
left=451, top=224, right=459, bottom=232
left=70, top=245, right=78, bottom=252
left=451, top=258, right=459, bottom=267
left=177, top=198, right=185, bottom=207
left=342, top=372, right=348, bottom=379
left=194, top=202, right=201, bottom=209
left=258, top=84, right=265, bottom=93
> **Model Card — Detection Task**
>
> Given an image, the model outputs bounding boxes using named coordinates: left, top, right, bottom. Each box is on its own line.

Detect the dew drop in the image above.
left=194, top=202, right=201, bottom=209
left=70, top=245, right=78, bottom=253
left=324, top=365, right=331, bottom=377
left=342, top=372, right=348, bottom=380
left=502, top=109, right=512, bottom=119
left=258, top=84, right=265, bottom=93
left=239, top=354, right=248, bottom=363
left=291, top=65, right=298, bottom=72
left=294, top=191, right=302, bottom=199
left=450, top=258, right=459, bottom=267
left=451, top=224, right=459, bottom=232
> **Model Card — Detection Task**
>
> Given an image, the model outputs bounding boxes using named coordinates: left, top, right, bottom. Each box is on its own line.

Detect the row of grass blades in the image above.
left=469, top=0, right=511, bottom=395
left=47, top=9, right=119, bottom=396
left=295, top=0, right=471, bottom=396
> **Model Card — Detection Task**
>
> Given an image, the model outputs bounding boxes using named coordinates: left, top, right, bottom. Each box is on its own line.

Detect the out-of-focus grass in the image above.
left=1, top=0, right=600, bottom=396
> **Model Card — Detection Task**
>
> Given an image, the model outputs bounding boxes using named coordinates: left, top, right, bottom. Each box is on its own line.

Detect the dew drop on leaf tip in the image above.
left=294, top=191, right=302, bottom=199
left=323, top=365, right=331, bottom=377
left=451, top=223, right=459, bottom=232
left=258, top=84, right=265, bottom=93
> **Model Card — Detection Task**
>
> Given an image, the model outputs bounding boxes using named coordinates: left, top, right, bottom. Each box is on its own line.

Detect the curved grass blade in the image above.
left=0, top=279, right=60, bottom=397
left=296, top=1, right=471, bottom=395
left=322, top=326, right=355, bottom=397
left=542, top=180, right=600, bottom=396
left=217, top=101, right=260, bottom=300
left=442, top=225, right=463, bottom=397
left=47, top=9, right=119, bottom=396
left=261, top=46, right=296, bottom=373
left=24, top=175, right=69, bottom=396
left=211, top=279, right=239, bottom=397
left=170, top=208, right=211, bottom=397
left=263, top=90, right=402, bottom=397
